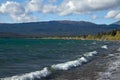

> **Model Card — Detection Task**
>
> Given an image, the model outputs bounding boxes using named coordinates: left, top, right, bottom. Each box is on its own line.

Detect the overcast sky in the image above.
left=0, top=0, right=120, bottom=24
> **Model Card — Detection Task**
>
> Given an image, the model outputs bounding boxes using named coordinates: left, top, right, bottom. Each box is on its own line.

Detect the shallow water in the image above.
left=0, top=38, right=119, bottom=80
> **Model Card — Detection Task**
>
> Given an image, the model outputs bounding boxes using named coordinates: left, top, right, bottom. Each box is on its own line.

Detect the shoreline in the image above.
left=0, top=39, right=120, bottom=80
left=0, top=37, right=120, bottom=42
left=42, top=43, right=120, bottom=80
left=97, top=49, right=120, bottom=80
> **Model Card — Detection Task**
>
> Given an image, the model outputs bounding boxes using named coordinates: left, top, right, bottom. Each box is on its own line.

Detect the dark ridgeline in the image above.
left=112, top=20, right=120, bottom=25
left=0, top=20, right=120, bottom=38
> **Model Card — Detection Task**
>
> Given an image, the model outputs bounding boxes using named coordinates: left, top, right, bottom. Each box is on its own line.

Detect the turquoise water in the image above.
left=0, top=38, right=118, bottom=79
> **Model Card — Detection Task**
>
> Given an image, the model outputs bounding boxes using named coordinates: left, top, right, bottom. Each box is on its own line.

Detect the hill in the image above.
left=112, top=20, right=120, bottom=25
left=0, top=20, right=120, bottom=38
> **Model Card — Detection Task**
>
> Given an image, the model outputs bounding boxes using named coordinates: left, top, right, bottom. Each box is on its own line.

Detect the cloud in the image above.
left=25, top=0, right=120, bottom=16
left=48, top=0, right=57, bottom=3
left=42, top=5, right=57, bottom=13
left=105, top=10, right=120, bottom=19
left=0, top=1, right=25, bottom=15
left=58, top=0, right=120, bottom=16
left=26, top=0, right=42, bottom=12
left=11, top=13, right=39, bottom=23
left=115, top=13, right=120, bottom=19
left=0, top=0, right=120, bottom=23
left=0, top=1, right=39, bottom=23
left=58, top=1, right=76, bottom=16
left=26, top=0, right=57, bottom=13
left=92, top=15, right=97, bottom=19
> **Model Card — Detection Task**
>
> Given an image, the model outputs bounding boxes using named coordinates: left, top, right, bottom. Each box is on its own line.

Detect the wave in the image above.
left=1, top=67, right=51, bottom=80
left=83, top=51, right=97, bottom=57
left=51, top=57, right=87, bottom=70
left=1, top=51, right=98, bottom=80
left=101, top=45, right=108, bottom=49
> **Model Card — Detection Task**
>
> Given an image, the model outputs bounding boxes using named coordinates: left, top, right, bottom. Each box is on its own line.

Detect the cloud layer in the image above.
left=0, top=0, right=120, bottom=23
left=105, top=10, right=120, bottom=19
left=58, top=0, right=120, bottom=15
left=0, top=1, right=39, bottom=22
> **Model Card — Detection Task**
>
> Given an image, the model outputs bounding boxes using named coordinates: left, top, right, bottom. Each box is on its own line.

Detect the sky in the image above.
left=0, top=0, right=120, bottom=24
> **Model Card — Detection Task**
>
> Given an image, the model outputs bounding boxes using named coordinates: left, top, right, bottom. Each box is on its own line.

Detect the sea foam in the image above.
left=101, top=45, right=108, bottom=49
left=1, top=51, right=98, bottom=80
left=1, top=67, right=51, bottom=80
left=83, top=51, right=98, bottom=57
left=51, top=57, right=87, bottom=70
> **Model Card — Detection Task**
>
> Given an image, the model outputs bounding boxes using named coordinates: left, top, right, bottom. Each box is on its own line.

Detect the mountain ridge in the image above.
left=0, top=20, right=120, bottom=37
left=0, top=20, right=119, bottom=25
left=112, top=20, right=120, bottom=25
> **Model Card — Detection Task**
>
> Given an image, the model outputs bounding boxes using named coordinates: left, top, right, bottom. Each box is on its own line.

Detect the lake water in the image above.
left=0, top=38, right=119, bottom=80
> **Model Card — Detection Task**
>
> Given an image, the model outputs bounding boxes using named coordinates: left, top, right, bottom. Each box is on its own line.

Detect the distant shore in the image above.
left=1, top=36, right=120, bottom=42
left=0, top=29, right=120, bottom=41
left=40, top=29, right=120, bottom=41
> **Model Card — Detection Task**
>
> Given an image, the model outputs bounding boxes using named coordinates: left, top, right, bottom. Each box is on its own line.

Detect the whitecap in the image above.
left=1, top=67, right=51, bottom=80
left=83, top=51, right=98, bottom=57
left=101, top=45, right=108, bottom=49
left=51, top=57, right=87, bottom=70
left=51, top=51, right=98, bottom=71
left=1, top=51, right=98, bottom=80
